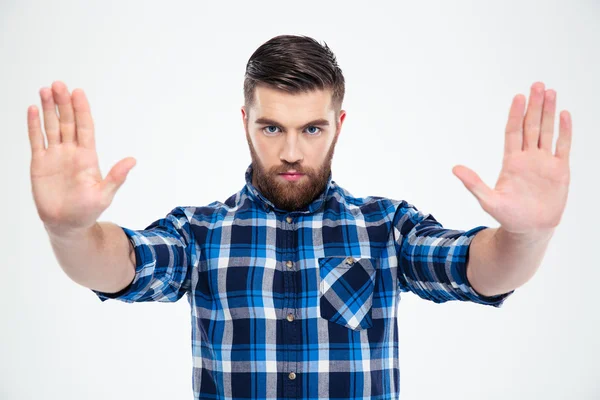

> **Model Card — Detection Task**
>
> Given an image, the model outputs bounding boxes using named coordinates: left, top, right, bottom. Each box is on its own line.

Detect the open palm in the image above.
left=28, top=81, right=136, bottom=235
left=453, top=82, right=572, bottom=234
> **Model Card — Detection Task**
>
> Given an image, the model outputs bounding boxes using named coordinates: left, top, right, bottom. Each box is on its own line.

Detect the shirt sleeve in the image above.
left=92, top=206, right=197, bottom=303
left=392, top=201, right=514, bottom=307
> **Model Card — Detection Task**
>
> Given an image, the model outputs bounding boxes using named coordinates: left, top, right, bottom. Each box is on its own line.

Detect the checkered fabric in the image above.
left=93, top=164, right=514, bottom=399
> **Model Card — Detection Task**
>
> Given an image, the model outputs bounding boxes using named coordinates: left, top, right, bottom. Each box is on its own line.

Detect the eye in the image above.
left=305, top=126, right=321, bottom=136
left=263, top=126, right=281, bottom=136
left=261, top=125, right=322, bottom=136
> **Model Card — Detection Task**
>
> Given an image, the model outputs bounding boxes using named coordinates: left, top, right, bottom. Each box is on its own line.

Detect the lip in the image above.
left=279, top=172, right=305, bottom=181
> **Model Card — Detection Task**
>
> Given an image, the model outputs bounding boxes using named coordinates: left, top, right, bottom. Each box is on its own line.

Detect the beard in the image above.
left=246, top=132, right=338, bottom=212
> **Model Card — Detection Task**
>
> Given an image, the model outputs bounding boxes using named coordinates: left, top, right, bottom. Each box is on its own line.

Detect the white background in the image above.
left=1, top=0, right=599, bottom=399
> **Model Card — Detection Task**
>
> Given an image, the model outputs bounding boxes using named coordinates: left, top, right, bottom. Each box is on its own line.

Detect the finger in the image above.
left=452, top=165, right=495, bottom=212
left=101, top=157, right=137, bottom=199
left=555, top=111, right=572, bottom=162
left=538, top=89, right=556, bottom=152
left=522, top=82, right=545, bottom=151
left=504, top=94, right=526, bottom=156
left=40, top=87, right=60, bottom=146
left=51, top=81, right=76, bottom=144
left=27, top=105, right=46, bottom=154
left=72, top=88, right=96, bottom=149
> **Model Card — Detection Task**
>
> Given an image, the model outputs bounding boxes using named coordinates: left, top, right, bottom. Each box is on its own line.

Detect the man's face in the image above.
left=241, top=84, right=346, bottom=211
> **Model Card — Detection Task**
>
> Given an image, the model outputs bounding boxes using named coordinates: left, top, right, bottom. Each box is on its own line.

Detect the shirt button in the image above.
left=345, top=256, right=355, bottom=265
left=288, top=372, right=296, bottom=380
left=286, top=216, right=293, bottom=224
left=286, top=313, right=295, bottom=322
left=286, top=260, right=293, bottom=269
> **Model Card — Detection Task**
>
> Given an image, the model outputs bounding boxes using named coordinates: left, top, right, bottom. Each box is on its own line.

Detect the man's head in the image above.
left=241, top=35, right=347, bottom=211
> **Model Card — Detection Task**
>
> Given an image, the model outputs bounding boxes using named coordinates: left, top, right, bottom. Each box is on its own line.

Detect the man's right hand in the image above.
left=27, top=81, right=137, bottom=237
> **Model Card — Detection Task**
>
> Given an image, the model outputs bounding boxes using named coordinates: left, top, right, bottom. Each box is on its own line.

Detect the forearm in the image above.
left=45, top=221, right=136, bottom=293
left=466, top=227, right=555, bottom=297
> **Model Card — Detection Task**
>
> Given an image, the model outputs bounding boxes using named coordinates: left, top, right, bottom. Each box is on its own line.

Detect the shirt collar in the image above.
left=244, top=163, right=334, bottom=215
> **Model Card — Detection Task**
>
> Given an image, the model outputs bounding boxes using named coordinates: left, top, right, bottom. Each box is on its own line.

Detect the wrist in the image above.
left=495, top=226, right=555, bottom=247
left=45, top=222, right=100, bottom=242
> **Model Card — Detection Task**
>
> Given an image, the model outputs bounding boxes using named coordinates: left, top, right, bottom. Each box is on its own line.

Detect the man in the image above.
left=28, top=34, right=571, bottom=399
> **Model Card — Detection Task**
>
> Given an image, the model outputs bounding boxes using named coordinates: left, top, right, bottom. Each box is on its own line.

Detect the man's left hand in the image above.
left=452, top=81, right=572, bottom=235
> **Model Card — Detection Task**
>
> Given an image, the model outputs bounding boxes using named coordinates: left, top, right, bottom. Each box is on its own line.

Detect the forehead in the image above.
left=250, top=85, right=334, bottom=122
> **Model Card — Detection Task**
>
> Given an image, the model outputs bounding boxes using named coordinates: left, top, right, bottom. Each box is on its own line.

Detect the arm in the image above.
left=393, top=201, right=514, bottom=307
left=27, top=81, right=137, bottom=294
left=452, top=81, right=571, bottom=298
left=45, top=221, right=136, bottom=294
left=466, top=227, right=554, bottom=297
left=90, top=207, right=197, bottom=303
left=29, top=82, right=193, bottom=303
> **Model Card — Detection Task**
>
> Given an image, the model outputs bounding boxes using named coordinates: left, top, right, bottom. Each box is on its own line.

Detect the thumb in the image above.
left=101, top=157, right=137, bottom=199
left=452, top=165, right=494, bottom=211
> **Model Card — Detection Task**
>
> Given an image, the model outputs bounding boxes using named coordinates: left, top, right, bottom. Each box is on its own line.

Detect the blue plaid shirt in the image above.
left=93, top=164, right=514, bottom=399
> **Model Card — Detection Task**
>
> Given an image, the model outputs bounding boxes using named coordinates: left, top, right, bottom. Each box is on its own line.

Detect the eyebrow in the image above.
left=254, top=117, right=330, bottom=129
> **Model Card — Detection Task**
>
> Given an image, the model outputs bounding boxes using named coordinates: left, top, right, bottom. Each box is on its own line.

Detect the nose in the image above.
left=280, top=131, right=304, bottom=164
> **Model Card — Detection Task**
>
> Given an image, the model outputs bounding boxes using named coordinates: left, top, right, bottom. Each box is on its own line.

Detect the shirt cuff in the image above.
left=461, top=226, right=515, bottom=307
left=91, top=226, right=147, bottom=303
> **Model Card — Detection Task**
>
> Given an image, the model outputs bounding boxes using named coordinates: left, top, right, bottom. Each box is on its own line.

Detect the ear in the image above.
left=241, top=106, right=248, bottom=130
left=336, top=109, right=347, bottom=135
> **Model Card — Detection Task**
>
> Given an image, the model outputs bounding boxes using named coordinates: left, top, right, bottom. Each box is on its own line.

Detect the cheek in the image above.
left=253, top=136, right=280, bottom=164
left=305, top=139, right=333, bottom=162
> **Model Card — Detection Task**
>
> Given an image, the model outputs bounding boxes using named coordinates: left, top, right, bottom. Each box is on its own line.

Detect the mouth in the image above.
left=279, top=172, right=305, bottom=181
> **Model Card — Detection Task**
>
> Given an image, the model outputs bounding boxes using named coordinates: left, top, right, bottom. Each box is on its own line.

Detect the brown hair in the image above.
left=244, top=34, right=345, bottom=114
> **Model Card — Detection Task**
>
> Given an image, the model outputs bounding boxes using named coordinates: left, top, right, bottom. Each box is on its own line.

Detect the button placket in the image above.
left=282, top=213, right=298, bottom=397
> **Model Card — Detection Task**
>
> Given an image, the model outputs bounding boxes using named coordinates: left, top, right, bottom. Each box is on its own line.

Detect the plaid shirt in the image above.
left=93, top=164, right=514, bottom=399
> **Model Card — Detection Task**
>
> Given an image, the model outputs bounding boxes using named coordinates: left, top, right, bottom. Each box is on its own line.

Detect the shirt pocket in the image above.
left=318, top=256, right=377, bottom=331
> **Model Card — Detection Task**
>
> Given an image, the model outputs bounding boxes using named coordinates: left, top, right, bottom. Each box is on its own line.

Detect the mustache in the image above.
left=271, top=165, right=311, bottom=175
